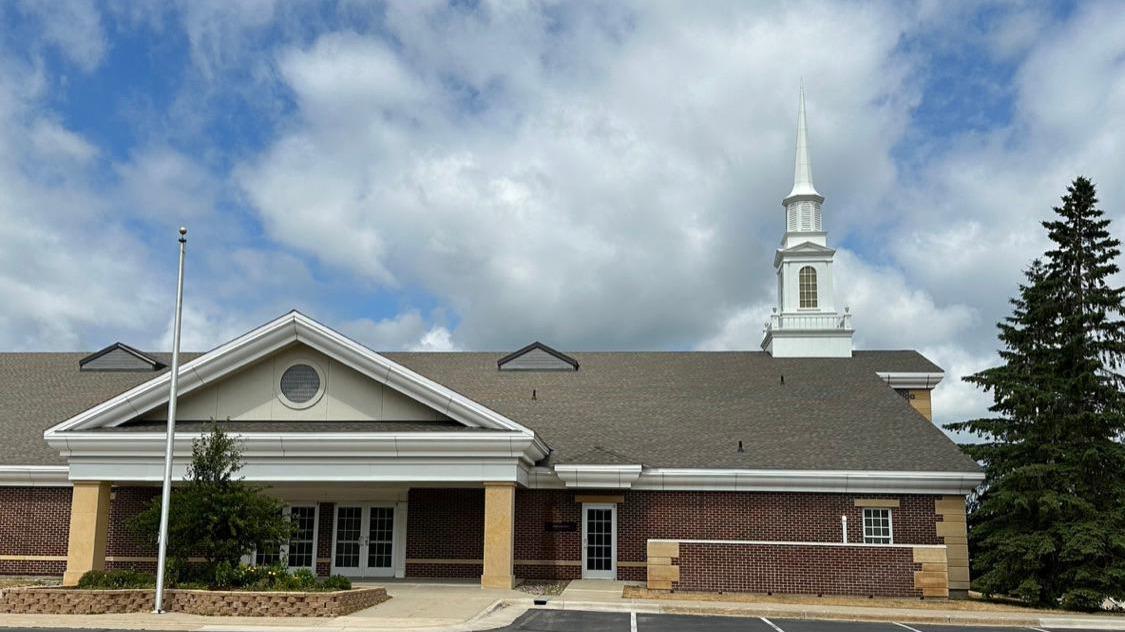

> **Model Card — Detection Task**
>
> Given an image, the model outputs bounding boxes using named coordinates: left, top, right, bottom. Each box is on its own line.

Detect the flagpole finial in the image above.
left=178, top=226, right=187, bottom=242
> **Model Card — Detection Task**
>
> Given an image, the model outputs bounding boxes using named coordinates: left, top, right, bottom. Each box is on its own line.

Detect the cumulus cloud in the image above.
left=342, top=311, right=459, bottom=352
left=240, top=1, right=915, bottom=351
left=0, top=61, right=164, bottom=350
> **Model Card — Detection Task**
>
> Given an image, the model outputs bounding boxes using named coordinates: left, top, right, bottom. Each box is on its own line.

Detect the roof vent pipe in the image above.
left=737, top=440, right=744, bottom=453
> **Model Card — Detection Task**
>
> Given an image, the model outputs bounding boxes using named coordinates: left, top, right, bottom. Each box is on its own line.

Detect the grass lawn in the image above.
left=0, top=578, right=60, bottom=589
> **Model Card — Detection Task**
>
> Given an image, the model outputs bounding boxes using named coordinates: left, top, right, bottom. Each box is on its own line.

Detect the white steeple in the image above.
left=783, top=86, right=825, bottom=236
left=762, top=88, right=854, bottom=358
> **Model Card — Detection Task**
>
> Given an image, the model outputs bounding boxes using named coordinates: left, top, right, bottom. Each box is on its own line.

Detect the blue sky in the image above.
left=1, top=0, right=1123, bottom=430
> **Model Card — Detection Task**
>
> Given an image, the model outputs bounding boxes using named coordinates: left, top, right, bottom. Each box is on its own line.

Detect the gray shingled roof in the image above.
left=0, top=349, right=976, bottom=473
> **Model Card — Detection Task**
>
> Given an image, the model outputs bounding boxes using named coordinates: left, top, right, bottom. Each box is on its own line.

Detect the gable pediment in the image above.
left=136, top=344, right=450, bottom=424
left=46, top=311, right=537, bottom=436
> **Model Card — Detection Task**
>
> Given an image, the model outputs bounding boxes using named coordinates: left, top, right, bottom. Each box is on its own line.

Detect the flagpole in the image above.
left=154, top=227, right=187, bottom=614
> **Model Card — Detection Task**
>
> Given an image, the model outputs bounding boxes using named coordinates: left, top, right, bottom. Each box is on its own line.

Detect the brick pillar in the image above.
left=481, top=482, right=515, bottom=589
left=62, top=481, right=113, bottom=586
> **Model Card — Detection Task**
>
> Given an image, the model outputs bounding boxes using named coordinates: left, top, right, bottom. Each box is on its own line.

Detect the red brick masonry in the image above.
left=673, top=541, right=924, bottom=597
left=0, top=586, right=388, bottom=617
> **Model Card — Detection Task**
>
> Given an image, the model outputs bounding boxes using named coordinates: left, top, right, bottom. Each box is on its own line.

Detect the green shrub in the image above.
left=320, top=575, right=351, bottom=591
left=77, top=569, right=155, bottom=589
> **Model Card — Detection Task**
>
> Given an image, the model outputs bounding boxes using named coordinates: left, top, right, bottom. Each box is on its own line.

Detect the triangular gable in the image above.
left=780, top=241, right=835, bottom=255
left=80, top=343, right=164, bottom=371
left=45, top=311, right=537, bottom=436
left=497, top=341, right=579, bottom=371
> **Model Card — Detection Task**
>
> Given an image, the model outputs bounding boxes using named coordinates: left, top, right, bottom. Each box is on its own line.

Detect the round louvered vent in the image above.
left=278, top=363, right=323, bottom=408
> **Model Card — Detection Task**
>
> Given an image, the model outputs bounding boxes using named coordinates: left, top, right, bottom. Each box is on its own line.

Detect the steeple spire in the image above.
left=786, top=86, right=821, bottom=201
left=782, top=87, right=824, bottom=232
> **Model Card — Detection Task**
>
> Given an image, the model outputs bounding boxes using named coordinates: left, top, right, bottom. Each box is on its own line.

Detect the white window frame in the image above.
left=862, top=507, right=893, bottom=544
left=250, top=504, right=320, bottom=571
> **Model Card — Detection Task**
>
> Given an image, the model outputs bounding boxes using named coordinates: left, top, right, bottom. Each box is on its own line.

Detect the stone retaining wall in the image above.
left=0, top=586, right=388, bottom=617
left=647, top=539, right=949, bottom=598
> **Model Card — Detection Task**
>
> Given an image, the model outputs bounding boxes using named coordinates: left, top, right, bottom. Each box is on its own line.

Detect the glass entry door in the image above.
left=333, top=504, right=396, bottom=577
left=582, top=504, right=617, bottom=579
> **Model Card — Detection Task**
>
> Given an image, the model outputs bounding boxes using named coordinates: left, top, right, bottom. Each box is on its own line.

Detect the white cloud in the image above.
left=114, top=146, right=220, bottom=223
left=341, top=311, right=459, bottom=352
left=0, top=61, right=164, bottom=350
left=16, top=0, right=107, bottom=72
left=240, top=1, right=916, bottom=351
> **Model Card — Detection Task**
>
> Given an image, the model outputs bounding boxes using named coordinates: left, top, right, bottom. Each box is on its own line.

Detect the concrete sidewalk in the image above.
left=3, top=581, right=1125, bottom=631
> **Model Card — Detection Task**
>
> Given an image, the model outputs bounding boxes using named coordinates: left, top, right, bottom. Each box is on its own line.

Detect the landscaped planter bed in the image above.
left=0, top=586, right=388, bottom=617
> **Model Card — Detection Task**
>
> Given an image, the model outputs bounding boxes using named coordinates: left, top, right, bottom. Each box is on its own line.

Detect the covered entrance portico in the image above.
left=43, top=312, right=548, bottom=589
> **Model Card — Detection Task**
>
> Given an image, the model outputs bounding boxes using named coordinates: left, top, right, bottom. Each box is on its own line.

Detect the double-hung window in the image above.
left=253, top=505, right=318, bottom=569
left=862, top=507, right=893, bottom=544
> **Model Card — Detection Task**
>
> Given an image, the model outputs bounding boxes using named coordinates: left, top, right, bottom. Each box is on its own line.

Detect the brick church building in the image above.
left=0, top=93, right=979, bottom=599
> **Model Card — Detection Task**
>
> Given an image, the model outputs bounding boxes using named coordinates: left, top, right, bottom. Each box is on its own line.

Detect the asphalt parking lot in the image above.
left=492, top=609, right=1114, bottom=632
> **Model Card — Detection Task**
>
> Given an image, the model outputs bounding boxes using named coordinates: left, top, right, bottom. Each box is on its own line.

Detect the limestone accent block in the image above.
left=647, top=580, right=673, bottom=591
left=912, top=547, right=947, bottom=564
left=648, top=564, right=680, bottom=582
left=481, top=482, right=516, bottom=590
left=934, top=495, right=972, bottom=596
left=852, top=498, right=900, bottom=508
left=647, top=541, right=679, bottom=559
left=62, top=481, right=112, bottom=587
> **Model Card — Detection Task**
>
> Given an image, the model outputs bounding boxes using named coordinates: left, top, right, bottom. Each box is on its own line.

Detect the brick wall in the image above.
left=617, top=491, right=939, bottom=568
left=317, top=502, right=334, bottom=577
left=400, top=488, right=940, bottom=584
left=0, top=486, right=71, bottom=575
left=672, top=541, right=924, bottom=597
left=405, top=488, right=484, bottom=577
left=104, top=487, right=159, bottom=572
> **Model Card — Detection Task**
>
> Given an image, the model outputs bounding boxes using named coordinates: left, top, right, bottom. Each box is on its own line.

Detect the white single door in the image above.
left=582, top=504, right=617, bottom=580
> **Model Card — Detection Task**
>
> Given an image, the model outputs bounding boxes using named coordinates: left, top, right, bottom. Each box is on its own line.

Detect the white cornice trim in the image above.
left=52, top=432, right=544, bottom=483
left=876, top=371, right=945, bottom=389
left=553, top=464, right=643, bottom=489
left=48, top=431, right=546, bottom=463
left=631, top=468, right=982, bottom=495
left=43, top=312, right=541, bottom=440
left=0, top=465, right=70, bottom=486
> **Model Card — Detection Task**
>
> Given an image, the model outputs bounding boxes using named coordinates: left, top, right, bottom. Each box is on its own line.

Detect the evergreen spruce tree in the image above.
left=948, top=177, right=1125, bottom=610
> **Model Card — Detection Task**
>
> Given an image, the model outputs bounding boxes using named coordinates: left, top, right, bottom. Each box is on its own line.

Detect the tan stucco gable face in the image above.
left=142, top=344, right=449, bottom=423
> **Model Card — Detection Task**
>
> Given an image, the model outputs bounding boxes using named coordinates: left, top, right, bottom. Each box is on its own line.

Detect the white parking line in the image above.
left=761, top=617, right=786, bottom=632
left=1029, top=628, right=1051, bottom=632
left=630, top=611, right=638, bottom=632
left=893, top=623, right=924, bottom=632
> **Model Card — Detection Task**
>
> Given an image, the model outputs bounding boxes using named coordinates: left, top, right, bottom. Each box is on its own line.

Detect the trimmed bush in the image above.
left=77, top=569, right=156, bottom=589
left=321, top=575, right=352, bottom=591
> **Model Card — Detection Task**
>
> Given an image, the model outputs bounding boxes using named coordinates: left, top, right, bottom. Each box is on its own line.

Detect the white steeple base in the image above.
left=761, top=320, right=854, bottom=358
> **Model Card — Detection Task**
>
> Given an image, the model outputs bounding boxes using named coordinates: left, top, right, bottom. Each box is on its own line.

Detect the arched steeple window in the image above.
left=799, top=266, right=818, bottom=308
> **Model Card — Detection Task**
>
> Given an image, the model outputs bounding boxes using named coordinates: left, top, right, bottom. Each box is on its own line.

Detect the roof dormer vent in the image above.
left=498, top=342, right=578, bottom=372
left=79, top=343, right=164, bottom=372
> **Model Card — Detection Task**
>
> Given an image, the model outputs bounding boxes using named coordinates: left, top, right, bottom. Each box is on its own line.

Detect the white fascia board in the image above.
left=876, top=371, right=945, bottom=389
left=44, top=312, right=542, bottom=443
left=629, top=468, right=984, bottom=495
left=526, top=466, right=567, bottom=489
left=68, top=459, right=525, bottom=484
left=553, top=464, right=643, bottom=489
left=47, top=431, right=544, bottom=464
left=0, top=465, right=70, bottom=487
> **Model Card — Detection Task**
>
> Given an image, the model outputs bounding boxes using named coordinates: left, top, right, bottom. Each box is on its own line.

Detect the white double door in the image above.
left=332, top=504, right=399, bottom=578
left=582, top=503, right=617, bottom=580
